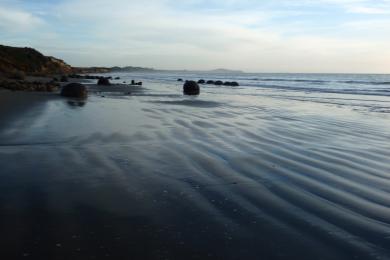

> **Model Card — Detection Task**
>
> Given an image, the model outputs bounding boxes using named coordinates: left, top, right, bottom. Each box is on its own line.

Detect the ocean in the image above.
left=0, top=72, right=389, bottom=259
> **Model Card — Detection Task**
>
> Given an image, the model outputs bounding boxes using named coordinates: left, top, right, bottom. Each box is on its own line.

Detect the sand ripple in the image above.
left=0, top=84, right=389, bottom=259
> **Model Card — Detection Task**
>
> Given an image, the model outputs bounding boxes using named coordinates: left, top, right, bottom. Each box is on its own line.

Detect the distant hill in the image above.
left=208, top=68, right=244, bottom=74
left=0, top=44, right=73, bottom=76
left=73, top=66, right=155, bottom=74
left=163, top=68, right=245, bottom=74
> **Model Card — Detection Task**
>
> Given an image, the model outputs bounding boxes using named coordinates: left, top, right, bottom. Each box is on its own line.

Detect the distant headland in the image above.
left=0, top=44, right=244, bottom=77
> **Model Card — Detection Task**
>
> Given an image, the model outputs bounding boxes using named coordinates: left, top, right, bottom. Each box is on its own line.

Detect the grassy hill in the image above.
left=0, top=45, right=73, bottom=77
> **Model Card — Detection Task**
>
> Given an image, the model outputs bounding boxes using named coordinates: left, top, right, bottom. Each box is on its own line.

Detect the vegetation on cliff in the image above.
left=0, top=45, right=73, bottom=77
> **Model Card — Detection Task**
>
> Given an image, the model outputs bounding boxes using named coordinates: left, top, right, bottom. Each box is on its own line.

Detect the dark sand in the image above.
left=0, top=79, right=390, bottom=260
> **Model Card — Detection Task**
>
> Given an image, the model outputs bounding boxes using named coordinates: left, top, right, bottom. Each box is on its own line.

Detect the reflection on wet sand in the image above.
left=0, top=81, right=390, bottom=260
left=67, top=100, right=87, bottom=108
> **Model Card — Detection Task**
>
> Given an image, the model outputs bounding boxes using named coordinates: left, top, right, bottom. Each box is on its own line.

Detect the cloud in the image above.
left=347, top=6, right=390, bottom=14
left=1, top=0, right=390, bottom=72
left=0, top=6, right=43, bottom=32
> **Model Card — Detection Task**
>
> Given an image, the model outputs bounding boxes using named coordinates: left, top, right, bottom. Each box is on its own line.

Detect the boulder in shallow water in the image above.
left=198, top=79, right=206, bottom=84
left=61, top=83, right=87, bottom=98
left=222, top=81, right=240, bottom=86
left=206, top=80, right=215, bottom=84
left=183, top=81, right=200, bottom=95
left=215, top=80, right=223, bottom=86
left=97, top=77, right=110, bottom=85
left=177, top=78, right=183, bottom=82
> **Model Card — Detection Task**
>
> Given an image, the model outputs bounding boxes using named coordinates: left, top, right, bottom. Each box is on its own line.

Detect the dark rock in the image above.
left=115, top=77, right=120, bottom=80
left=97, top=77, right=110, bottom=85
left=130, top=80, right=142, bottom=86
left=206, top=80, right=215, bottom=84
left=177, top=78, right=183, bottom=82
left=60, top=75, right=68, bottom=82
left=183, top=81, right=200, bottom=95
left=198, top=79, right=206, bottom=84
left=69, top=74, right=82, bottom=79
left=86, top=75, right=99, bottom=80
left=46, top=84, right=59, bottom=92
left=8, top=70, right=26, bottom=80
left=223, top=81, right=240, bottom=86
left=61, top=83, right=87, bottom=98
left=0, top=80, right=59, bottom=92
left=215, top=80, right=223, bottom=86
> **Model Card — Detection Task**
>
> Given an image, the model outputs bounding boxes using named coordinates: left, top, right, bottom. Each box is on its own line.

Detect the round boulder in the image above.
left=183, top=81, right=200, bottom=95
left=206, top=80, right=215, bottom=84
left=215, top=80, right=223, bottom=86
left=98, top=77, right=110, bottom=85
left=198, top=79, right=206, bottom=84
left=61, top=83, right=88, bottom=98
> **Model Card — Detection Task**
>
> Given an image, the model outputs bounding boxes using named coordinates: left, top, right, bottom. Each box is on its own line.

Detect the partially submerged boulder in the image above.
left=215, top=80, right=223, bottom=86
left=198, top=79, right=206, bottom=84
left=206, top=80, right=215, bottom=84
left=61, top=83, right=87, bottom=98
left=183, top=81, right=200, bottom=95
left=223, top=81, right=240, bottom=86
left=97, top=77, right=110, bottom=85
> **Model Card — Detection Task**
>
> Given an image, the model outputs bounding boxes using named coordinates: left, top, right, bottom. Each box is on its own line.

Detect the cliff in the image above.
left=0, top=45, right=73, bottom=76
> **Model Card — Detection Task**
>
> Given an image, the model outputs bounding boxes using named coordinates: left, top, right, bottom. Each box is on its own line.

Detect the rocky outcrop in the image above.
left=183, top=81, right=200, bottom=95
left=61, top=83, right=88, bottom=98
left=0, top=80, right=59, bottom=92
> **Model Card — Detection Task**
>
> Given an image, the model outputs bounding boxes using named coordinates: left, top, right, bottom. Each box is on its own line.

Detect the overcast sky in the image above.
left=1, top=0, right=390, bottom=73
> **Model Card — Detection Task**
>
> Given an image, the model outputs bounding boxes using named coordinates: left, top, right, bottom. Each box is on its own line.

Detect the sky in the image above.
left=1, top=0, right=390, bottom=73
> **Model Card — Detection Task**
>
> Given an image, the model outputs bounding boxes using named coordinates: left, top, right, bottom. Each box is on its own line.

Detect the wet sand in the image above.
left=0, top=80, right=390, bottom=259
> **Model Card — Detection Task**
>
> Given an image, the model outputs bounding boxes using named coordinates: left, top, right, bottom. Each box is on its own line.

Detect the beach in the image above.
left=0, top=73, right=390, bottom=259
